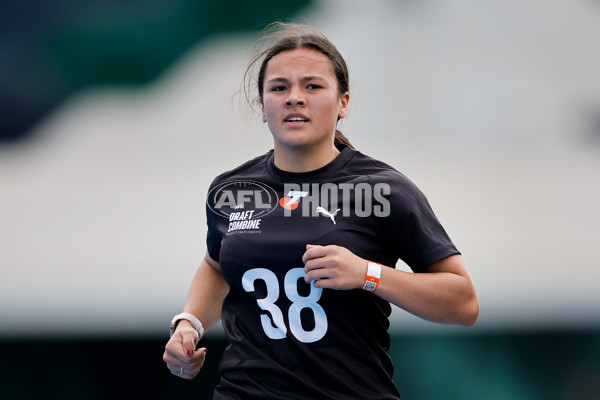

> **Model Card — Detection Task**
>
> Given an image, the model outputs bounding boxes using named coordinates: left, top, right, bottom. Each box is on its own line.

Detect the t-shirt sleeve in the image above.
left=381, top=172, right=460, bottom=272
left=205, top=179, right=223, bottom=262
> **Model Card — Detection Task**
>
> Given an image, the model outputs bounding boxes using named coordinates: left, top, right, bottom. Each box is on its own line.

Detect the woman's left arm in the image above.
left=375, top=254, right=479, bottom=326
left=303, top=245, right=479, bottom=326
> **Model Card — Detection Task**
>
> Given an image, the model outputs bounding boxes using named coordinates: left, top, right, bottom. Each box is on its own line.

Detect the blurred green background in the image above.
left=2, top=332, right=599, bottom=399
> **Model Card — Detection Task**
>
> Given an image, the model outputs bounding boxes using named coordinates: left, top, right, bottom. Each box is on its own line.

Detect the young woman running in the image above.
left=163, top=22, right=479, bottom=400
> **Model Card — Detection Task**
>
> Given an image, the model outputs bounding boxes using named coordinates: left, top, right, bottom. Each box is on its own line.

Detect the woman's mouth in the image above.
left=284, top=113, right=309, bottom=123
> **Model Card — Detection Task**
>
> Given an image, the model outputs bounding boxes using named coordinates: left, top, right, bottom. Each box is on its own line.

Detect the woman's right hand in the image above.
left=163, top=320, right=207, bottom=380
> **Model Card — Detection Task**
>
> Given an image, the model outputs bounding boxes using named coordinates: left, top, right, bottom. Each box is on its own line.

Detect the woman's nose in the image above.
left=285, top=89, right=305, bottom=106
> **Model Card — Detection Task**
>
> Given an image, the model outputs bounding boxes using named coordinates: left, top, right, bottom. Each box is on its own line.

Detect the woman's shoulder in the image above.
left=209, top=150, right=273, bottom=186
left=348, top=149, right=434, bottom=215
left=346, top=148, right=412, bottom=185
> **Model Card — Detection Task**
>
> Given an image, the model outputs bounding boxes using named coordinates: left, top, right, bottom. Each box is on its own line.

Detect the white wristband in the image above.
left=170, top=312, right=205, bottom=339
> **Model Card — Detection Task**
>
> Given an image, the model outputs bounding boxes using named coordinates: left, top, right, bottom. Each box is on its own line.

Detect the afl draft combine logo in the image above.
left=207, top=180, right=278, bottom=234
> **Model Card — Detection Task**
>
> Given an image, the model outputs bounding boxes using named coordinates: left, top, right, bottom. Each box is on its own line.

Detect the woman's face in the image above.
left=261, top=48, right=348, bottom=151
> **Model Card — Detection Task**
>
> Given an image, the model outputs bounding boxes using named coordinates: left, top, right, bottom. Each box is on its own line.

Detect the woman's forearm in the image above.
left=375, top=255, right=479, bottom=326
left=182, top=253, right=230, bottom=332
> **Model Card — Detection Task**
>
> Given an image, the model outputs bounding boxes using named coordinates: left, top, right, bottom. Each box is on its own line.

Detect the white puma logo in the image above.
left=316, top=207, right=340, bottom=224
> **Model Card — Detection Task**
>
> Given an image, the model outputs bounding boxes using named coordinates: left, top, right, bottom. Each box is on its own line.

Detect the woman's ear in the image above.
left=338, top=92, right=350, bottom=119
left=261, top=106, right=267, bottom=123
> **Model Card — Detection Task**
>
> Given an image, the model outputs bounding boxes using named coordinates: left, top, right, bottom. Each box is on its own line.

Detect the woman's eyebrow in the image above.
left=266, top=77, right=290, bottom=85
left=301, top=76, right=323, bottom=82
left=266, top=76, right=325, bottom=84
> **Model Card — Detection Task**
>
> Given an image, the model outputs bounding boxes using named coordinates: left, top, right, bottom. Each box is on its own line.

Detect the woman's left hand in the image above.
left=302, top=244, right=367, bottom=290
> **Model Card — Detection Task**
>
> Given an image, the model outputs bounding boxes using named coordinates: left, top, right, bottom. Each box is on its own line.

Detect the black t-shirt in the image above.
left=206, top=145, right=459, bottom=400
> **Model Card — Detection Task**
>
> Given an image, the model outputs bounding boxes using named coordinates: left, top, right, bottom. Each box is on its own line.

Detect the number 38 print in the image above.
left=242, top=267, right=328, bottom=343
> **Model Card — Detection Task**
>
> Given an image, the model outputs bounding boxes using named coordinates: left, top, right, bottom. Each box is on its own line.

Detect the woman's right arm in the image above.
left=163, top=251, right=229, bottom=380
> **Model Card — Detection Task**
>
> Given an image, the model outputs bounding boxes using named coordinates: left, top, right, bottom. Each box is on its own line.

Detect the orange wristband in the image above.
left=362, top=261, right=382, bottom=292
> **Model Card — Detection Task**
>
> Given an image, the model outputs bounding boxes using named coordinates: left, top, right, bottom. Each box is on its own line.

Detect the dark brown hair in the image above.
left=244, top=22, right=354, bottom=149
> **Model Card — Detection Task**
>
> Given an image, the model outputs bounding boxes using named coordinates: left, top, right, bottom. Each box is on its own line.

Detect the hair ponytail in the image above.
left=334, top=130, right=354, bottom=149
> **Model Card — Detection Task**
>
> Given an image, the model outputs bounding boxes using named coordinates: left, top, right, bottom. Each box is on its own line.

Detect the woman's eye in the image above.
left=271, top=86, right=286, bottom=92
left=307, top=84, right=321, bottom=90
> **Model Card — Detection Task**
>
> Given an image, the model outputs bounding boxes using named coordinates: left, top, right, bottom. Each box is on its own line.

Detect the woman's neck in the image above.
left=273, top=142, right=340, bottom=173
